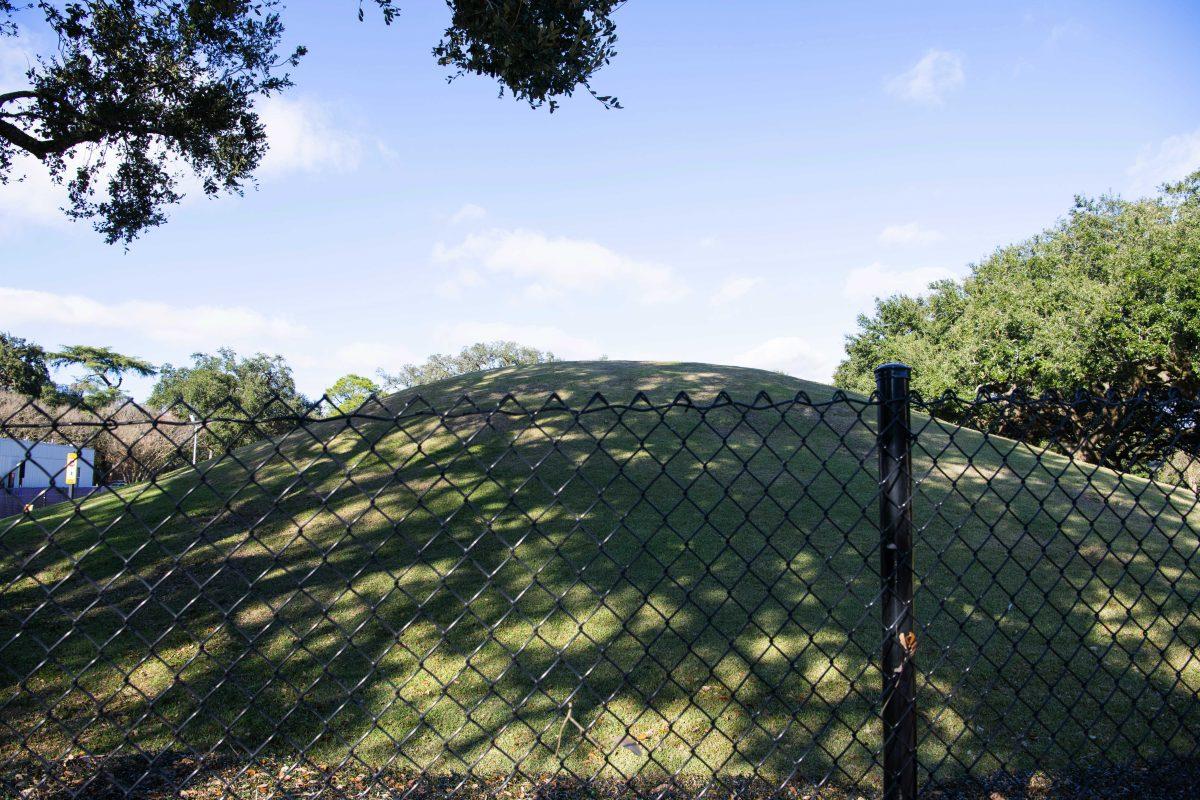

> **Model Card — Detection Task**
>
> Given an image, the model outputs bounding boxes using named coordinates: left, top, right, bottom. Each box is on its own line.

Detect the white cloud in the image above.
left=0, top=37, right=71, bottom=232
left=887, top=50, right=965, bottom=106
left=433, top=229, right=689, bottom=304
left=1127, top=129, right=1200, bottom=197
left=437, top=322, right=600, bottom=360
left=0, top=157, right=70, bottom=233
left=0, top=147, right=213, bottom=237
left=435, top=268, right=485, bottom=299
left=879, top=222, right=945, bottom=245
left=0, top=287, right=307, bottom=346
left=1046, top=21, right=1086, bottom=47
left=448, top=203, right=488, bottom=225
left=374, top=138, right=401, bottom=164
left=257, top=96, right=363, bottom=176
left=329, top=341, right=417, bottom=376
left=710, top=275, right=763, bottom=306
left=737, top=337, right=838, bottom=382
left=520, top=283, right=565, bottom=303
left=698, top=236, right=718, bottom=248
left=0, top=33, right=36, bottom=86
left=843, top=262, right=956, bottom=304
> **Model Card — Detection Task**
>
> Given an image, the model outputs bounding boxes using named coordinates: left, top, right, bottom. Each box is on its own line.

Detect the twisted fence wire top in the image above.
left=0, top=379, right=1197, bottom=799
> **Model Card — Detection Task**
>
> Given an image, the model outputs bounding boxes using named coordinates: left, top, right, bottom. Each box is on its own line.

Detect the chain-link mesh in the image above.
left=0, top=381, right=1197, bottom=799
left=910, top=389, right=1200, bottom=797
left=0, top=389, right=887, bottom=799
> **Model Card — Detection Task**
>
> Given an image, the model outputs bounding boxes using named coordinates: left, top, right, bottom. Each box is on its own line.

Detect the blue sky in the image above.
left=2, top=1, right=1199, bottom=399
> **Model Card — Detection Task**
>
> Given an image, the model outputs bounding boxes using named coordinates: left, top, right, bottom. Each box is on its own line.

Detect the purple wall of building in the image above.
left=0, top=486, right=100, bottom=519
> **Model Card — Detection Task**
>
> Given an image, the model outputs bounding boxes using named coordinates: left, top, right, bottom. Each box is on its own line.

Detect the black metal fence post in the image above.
left=876, top=362, right=917, bottom=800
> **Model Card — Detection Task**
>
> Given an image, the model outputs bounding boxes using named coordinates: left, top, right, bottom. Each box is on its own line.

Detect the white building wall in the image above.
left=0, top=439, right=96, bottom=489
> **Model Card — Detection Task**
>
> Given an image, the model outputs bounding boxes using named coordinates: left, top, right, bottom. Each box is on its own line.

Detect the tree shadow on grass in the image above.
left=0, top=384, right=1197, bottom=798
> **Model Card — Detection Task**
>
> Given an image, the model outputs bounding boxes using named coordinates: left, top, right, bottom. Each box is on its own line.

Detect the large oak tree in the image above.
left=834, top=172, right=1200, bottom=480
left=0, top=1, right=622, bottom=244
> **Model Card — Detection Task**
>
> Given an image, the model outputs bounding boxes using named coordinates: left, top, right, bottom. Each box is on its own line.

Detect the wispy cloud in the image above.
left=887, top=50, right=965, bottom=106
left=879, top=222, right=945, bottom=245
left=435, top=268, right=485, bottom=299
left=324, top=341, right=418, bottom=377
left=737, top=337, right=837, bottom=382
left=0, top=38, right=72, bottom=232
left=257, top=96, right=363, bottom=176
left=1127, top=128, right=1200, bottom=197
left=448, top=203, right=488, bottom=225
left=1046, top=20, right=1086, bottom=48
left=0, top=158, right=70, bottom=234
left=843, top=262, right=956, bottom=304
left=433, top=229, right=689, bottom=304
left=710, top=275, right=763, bottom=306
left=0, top=33, right=36, bottom=86
left=0, top=287, right=307, bottom=346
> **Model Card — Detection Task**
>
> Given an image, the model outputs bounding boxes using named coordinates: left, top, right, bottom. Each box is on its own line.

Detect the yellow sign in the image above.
left=65, top=452, right=79, bottom=486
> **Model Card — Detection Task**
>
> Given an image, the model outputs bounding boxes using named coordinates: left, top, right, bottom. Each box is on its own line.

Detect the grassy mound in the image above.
left=1, top=361, right=1197, bottom=794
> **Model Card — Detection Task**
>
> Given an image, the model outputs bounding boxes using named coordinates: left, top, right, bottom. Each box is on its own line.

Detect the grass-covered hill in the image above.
left=1, top=361, right=1197, bottom=794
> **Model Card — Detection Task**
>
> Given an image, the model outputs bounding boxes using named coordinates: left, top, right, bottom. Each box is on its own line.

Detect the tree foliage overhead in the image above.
left=379, top=340, right=557, bottom=389
left=834, top=172, right=1200, bottom=476
left=1, top=0, right=622, bottom=243
left=434, top=0, right=622, bottom=111
left=1, top=0, right=307, bottom=244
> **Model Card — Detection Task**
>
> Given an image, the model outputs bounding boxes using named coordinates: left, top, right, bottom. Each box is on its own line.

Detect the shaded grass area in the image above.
left=1, top=361, right=1198, bottom=797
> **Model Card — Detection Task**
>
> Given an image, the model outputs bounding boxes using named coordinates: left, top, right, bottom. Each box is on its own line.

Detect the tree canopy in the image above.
left=323, top=373, right=381, bottom=415
left=51, top=344, right=156, bottom=406
left=0, top=331, right=52, bottom=398
left=834, top=172, right=1200, bottom=474
left=0, top=0, right=623, bottom=243
left=836, top=172, right=1200, bottom=400
left=148, top=348, right=307, bottom=449
left=380, top=340, right=557, bottom=389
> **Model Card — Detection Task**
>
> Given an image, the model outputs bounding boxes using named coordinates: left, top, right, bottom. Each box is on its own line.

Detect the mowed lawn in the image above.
left=1, top=361, right=1198, bottom=791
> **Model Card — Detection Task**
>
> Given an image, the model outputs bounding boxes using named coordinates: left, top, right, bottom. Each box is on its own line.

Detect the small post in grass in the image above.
left=876, top=362, right=917, bottom=800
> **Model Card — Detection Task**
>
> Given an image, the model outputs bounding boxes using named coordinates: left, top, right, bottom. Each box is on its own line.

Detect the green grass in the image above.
left=1, top=360, right=1198, bottom=791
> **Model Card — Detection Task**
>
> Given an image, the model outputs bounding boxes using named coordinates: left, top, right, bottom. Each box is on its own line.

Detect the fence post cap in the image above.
left=874, top=362, right=911, bottom=377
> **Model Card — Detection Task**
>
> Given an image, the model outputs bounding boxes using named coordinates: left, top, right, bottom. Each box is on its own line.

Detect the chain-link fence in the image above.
left=0, top=365, right=1197, bottom=799
left=908, top=376, right=1200, bottom=799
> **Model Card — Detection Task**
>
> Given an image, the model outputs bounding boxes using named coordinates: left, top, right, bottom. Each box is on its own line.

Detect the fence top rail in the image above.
left=7, top=384, right=1200, bottom=430
left=0, top=388, right=880, bottom=430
